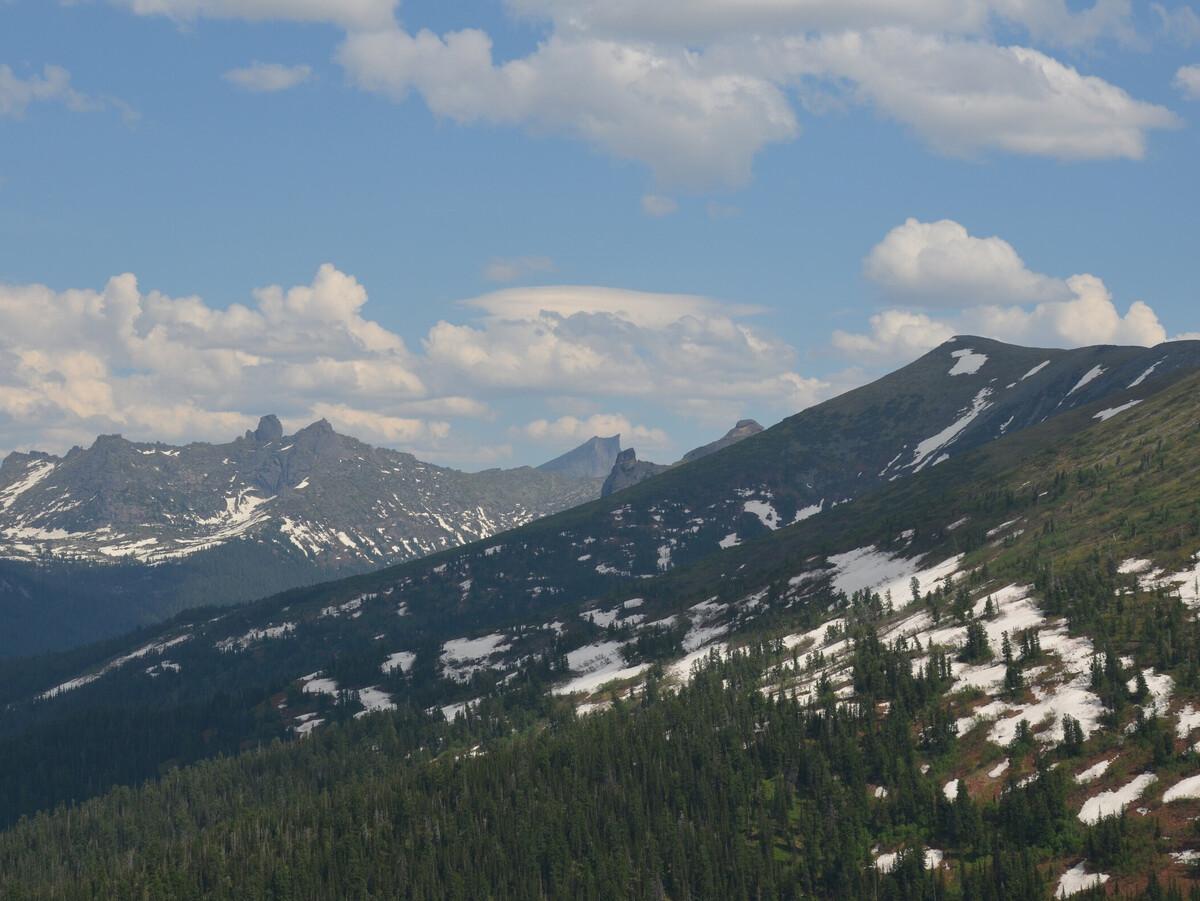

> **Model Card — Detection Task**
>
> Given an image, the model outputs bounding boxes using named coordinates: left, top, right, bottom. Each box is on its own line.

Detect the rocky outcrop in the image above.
left=680, top=419, right=763, bottom=464
left=601, top=448, right=669, bottom=497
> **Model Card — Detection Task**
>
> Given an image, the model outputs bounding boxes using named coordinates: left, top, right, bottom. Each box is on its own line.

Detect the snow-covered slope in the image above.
left=0, top=417, right=600, bottom=568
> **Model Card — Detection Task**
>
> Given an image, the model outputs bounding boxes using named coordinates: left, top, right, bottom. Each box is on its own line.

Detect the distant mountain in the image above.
left=0, top=417, right=604, bottom=654
left=537, top=434, right=622, bottom=479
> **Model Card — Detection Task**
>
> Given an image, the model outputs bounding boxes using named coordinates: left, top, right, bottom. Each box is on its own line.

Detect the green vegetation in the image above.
left=5, top=357, right=1200, bottom=896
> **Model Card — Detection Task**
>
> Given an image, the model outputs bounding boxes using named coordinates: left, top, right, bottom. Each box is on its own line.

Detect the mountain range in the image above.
left=3, top=335, right=1200, bottom=896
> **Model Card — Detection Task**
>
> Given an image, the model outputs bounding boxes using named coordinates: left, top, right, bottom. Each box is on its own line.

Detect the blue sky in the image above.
left=1, top=0, right=1197, bottom=469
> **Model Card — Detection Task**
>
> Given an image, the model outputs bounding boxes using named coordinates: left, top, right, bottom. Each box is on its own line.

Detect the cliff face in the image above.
left=601, top=448, right=670, bottom=497
left=537, top=435, right=622, bottom=480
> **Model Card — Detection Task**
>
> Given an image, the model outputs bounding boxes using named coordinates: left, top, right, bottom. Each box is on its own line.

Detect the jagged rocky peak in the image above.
left=537, top=434, right=621, bottom=480
left=253, top=414, right=284, bottom=443
left=601, top=448, right=669, bottom=497
left=680, top=419, right=764, bottom=464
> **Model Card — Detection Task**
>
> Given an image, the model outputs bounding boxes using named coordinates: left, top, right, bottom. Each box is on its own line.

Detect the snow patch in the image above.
left=1163, top=774, right=1200, bottom=804
left=1093, top=400, right=1141, bottom=422
left=301, top=673, right=339, bottom=696
left=216, top=622, right=295, bottom=652
left=1055, top=863, right=1108, bottom=898
left=553, top=641, right=648, bottom=696
left=1128, top=360, right=1162, bottom=388
left=1067, top=365, right=1105, bottom=396
left=382, top=651, right=416, bottom=674
left=948, top=349, right=987, bottom=376
left=909, top=388, right=993, bottom=471
left=354, top=686, right=396, bottom=717
left=1078, top=773, right=1157, bottom=824
left=743, top=499, right=781, bottom=530
left=0, top=460, right=56, bottom=510
left=1075, top=759, right=1115, bottom=784
left=1021, top=360, right=1051, bottom=381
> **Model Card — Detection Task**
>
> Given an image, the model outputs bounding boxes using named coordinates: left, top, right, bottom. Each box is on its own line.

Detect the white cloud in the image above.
left=512, top=413, right=669, bottom=449
left=90, top=0, right=1173, bottom=188
left=640, top=194, right=678, bottom=217
left=223, top=62, right=312, bottom=93
left=329, top=2, right=1171, bottom=188
left=836, top=222, right=1168, bottom=364
left=780, top=29, right=1179, bottom=161
left=310, top=402, right=449, bottom=445
left=108, top=0, right=397, bottom=30
left=864, top=218, right=1072, bottom=307
left=463, top=285, right=763, bottom=329
left=337, top=29, right=798, bottom=188
left=505, top=0, right=1131, bottom=45
left=422, top=285, right=826, bottom=429
left=0, top=267, right=431, bottom=454
left=832, top=310, right=957, bottom=363
left=0, top=63, right=137, bottom=123
left=483, top=255, right=555, bottom=283
left=0, top=270, right=820, bottom=461
left=963, top=275, right=1166, bottom=348
left=1175, top=64, right=1200, bottom=99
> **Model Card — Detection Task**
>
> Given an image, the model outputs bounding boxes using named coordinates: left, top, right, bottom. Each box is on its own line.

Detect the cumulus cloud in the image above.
left=836, top=219, right=1168, bottom=363
left=337, top=28, right=798, bottom=188
left=1175, top=64, right=1200, bottom=99
left=512, top=413, right=669, bottom=450
left=108, top=0, right=397, bottom=30
left=864, top=218, right=1072, bottom=307
left=832, top=311, right=957, bottom=363
left=483, top=256, right=555, bottom=283
left=775, top=29, right=1179, bottom=160
left=0, top=267, right=428, bottom=453
left=0, top=270, right=818, bottom=461
left=223, top=62, right=312, bottom=92
left=421, top=285, right=827, bottom=430
left=0, top=63, right=137, bottom=123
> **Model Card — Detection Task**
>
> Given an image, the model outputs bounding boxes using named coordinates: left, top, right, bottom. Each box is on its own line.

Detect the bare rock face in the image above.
left=253, top=415, right=284, bottom=443
left=601, top=448, right=669, bottom=497
left=680, top=419, right=764, bottom=464
left=537, top=435, right=622, bottom=480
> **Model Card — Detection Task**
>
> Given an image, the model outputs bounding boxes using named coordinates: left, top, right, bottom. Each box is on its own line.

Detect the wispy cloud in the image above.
left=223, top=62, right=312, bottom=93
left=483, top=256, right=555, bottom=283
left=0, top=63, right=138, bottom=123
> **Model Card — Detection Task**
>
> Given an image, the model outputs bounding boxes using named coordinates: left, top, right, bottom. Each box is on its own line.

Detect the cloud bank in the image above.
left=90, top=0, right=1181, bottom=190
left=0, top=268, right=819, bottom=462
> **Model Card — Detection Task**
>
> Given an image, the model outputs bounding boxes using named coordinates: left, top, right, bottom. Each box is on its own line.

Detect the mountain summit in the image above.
left=536, top=434, right=622, bottom=479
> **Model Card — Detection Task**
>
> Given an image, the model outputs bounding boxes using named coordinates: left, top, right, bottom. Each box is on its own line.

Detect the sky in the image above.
left=1, top=0, right=1197, bottom=470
